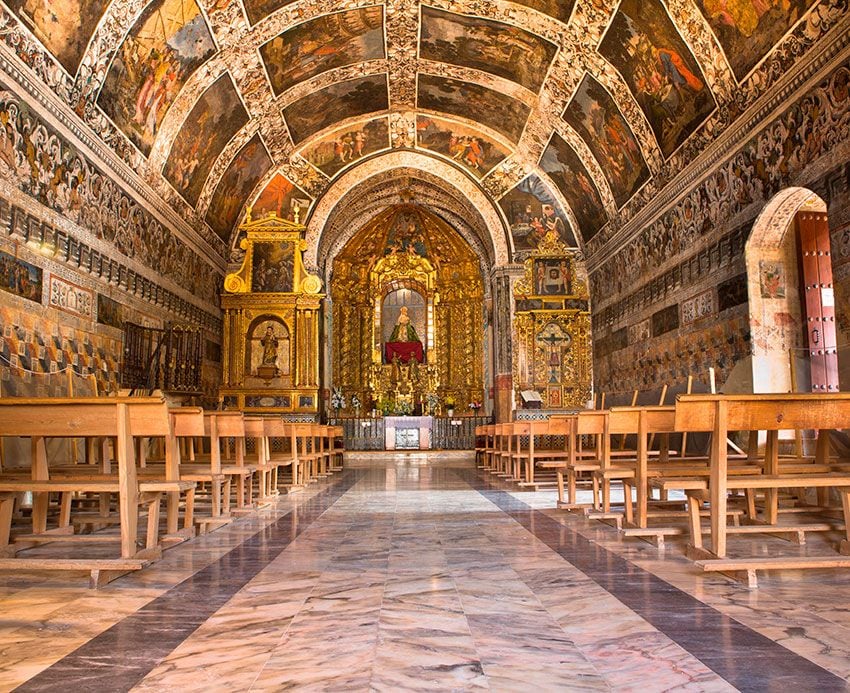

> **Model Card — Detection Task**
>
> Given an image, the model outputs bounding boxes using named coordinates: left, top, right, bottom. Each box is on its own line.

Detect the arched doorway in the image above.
left=746, top=187, right=836, bottom=393
left=329, top=204, right=485, bottom=416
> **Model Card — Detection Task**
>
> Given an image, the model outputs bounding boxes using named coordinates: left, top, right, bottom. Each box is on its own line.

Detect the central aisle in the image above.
left=11, top=463, right=849, bottom=691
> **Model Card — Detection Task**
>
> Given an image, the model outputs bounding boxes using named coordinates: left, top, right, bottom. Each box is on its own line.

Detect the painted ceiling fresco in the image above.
left=0, top=0, right=833, bottom=256
left=260, top=6, right=385, bottom=96
left=98, top=0, right=216, bottom=155
left=419, top=7, right=558, bottom=94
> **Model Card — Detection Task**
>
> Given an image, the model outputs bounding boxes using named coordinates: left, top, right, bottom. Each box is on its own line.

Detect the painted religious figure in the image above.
left=383, top=290, right=426, bottom=364
left=534, top=258, right=571, bottom=296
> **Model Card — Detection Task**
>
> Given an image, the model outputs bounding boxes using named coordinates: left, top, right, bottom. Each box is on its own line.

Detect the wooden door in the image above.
left=797, top=211, right=839, bottom=391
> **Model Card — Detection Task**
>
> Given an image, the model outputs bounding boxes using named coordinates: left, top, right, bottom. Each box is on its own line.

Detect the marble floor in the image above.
left=3, top=461, right=850, bottom=692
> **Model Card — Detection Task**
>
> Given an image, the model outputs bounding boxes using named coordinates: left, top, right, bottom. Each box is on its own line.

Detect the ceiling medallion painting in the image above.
left=301, top=117, right=390, bottom=179
left=260, top=6, right=385, bottom=97
left=206, top=134, right=273, bottom=241
left=98, top=0, right=216, bottom=156
left=163, top=73, right=248, bottom=207
left=419, top=7, right=558, bottom=94
left=599, top=0, right=716, bottom=159
left=416, top=115, right=508, bottom=179
left=4, top=0, right=111, bottom=74
left=283, top=74, right=390, bottom=145
left=417, top=74, right=530, bottom=144
left=694, top=0, right=818, bottom=81
left=498, top=174, right=578, bottom=257
left=540, top=133, right=607, bottom=244
left=563, top=74, right=650, bottom=209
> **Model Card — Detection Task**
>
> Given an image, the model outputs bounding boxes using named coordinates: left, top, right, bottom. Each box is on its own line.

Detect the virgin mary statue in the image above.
left=390, top=306, right=420, bottom=343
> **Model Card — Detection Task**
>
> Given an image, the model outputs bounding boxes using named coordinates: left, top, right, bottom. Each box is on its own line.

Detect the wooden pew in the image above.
left=264, top=419, right=301, bottom=492
left=546, top=412, right=608, bottom=513
left=673, top=393, right=850, bottom=587
left=0, top=397, right=194, bottom=587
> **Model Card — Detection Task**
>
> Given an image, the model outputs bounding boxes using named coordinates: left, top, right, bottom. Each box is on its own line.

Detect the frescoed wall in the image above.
left=416, top=116, right=508, bottom=178
left=301, top=118, right=390, bottom=178
left=498, top=174, right=577, bottom=256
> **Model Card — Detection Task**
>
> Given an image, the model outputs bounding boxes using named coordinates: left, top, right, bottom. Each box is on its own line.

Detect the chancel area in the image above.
left=2, top=0, right=850, bottom=689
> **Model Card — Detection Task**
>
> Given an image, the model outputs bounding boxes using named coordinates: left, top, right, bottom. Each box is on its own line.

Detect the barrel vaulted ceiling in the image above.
left=0, top=0, right=843, bottom=271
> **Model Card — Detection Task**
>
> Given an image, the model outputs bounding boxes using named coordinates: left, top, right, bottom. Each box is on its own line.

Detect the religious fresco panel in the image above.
left=251, top=241, right=294, bottom=292
left=498, top=174, right=577, bottom=254
left=242, top=0, right=297, bottom=26
left=163, top=74, right=249, bottom=207
left=509, top=0, right=574, bottom=23
left=563, top=74, right=650, bottom=208
left=301, top=118, right=389, bottom=178
left=205, top=135, right=272, bottom=241
left=419, top=7, right=557, bottom=94
left=260, top=7, right=385, bottom=97
left=251, top=173, right=312, bottom=223
left=417, top=74, right=530, bottom=144
left=416, top=116, right=508, bottom=178
left=4, top=0, right=111, bottom=74
left=283, top=75, right=389, bottom=145
left=599, top=0, right=716, bottom=158
left=97, top=0, right=217, bottom=157
left=694, top=0, right=817, bottom=81
left=539, top=133, right=607, bottom=243
left=0, top=249, right=42, bottom=303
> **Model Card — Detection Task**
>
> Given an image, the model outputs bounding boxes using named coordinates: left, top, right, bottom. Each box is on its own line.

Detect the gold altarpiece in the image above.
left=513, top=232, right=592, bottom=409
left=331, top=205, right=484, bottom=415
left=220, top=212, right=324, bottom=413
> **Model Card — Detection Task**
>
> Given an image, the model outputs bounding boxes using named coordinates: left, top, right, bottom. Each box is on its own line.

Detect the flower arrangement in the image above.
left=468, top=400, right=482, bottom=412
left=351, top=394, right=361, bottom=411
left=331, top=387, right=345, bottom=410
left=445, top=395, right=456, bottom=408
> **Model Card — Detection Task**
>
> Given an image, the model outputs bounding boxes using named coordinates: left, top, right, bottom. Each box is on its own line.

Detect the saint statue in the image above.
left=261, top=326, right=279, bottom=367
left=390, top=306, right=421, bottom=343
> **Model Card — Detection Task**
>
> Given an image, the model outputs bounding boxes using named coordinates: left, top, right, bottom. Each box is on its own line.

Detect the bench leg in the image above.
left=622, top=480, right=634, bottom=525
left=556, top=469, right=565, bottom=504
left=839, top=489, right=850, bottom=556
left=222, top=477, right=232, bottom=515
left=211, top=479, right=222, bottom=518
left=745, top=490, right=757, bottom=521
left=183, top=488, right=195, bottom=531
left=58, top=492, right=73, bottom=528
left=687, top=492, right=703, bottom=551
left=145, top=493, right=162, bottom=550
left=0, top=495, right=13, bottom=547
left=32, top=491, right=49, bottom=534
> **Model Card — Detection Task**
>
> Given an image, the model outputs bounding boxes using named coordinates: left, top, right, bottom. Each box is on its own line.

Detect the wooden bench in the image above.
left=0, top=397, right=193, bottom=586
left=673, top=393, right=850, bottom=586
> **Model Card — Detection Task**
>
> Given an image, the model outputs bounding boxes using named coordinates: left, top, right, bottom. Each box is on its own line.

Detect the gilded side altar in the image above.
left=513, top=231, right=592, bottom=409
left=220, top=211, right=324, bottom=413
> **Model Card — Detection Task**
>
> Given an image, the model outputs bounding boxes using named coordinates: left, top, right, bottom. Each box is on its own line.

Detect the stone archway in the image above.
left=745, top=187, right=829, bottom=393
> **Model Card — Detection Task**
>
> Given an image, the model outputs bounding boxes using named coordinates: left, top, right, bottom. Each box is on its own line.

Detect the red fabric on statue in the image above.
left=385, top=342, right=424, bottom=364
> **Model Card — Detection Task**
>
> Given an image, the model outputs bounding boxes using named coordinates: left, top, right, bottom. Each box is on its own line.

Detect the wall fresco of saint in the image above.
left=420, top=7, right=557, bottom=94
left=261, top=7, right=385, bottom=96
left=98, top=0, right=216, bottom=156
left=251, top=172, right=312, bottom=223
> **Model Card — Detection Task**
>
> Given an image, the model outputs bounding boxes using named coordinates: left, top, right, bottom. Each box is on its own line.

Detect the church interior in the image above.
left=1, top=0, right=850, bottom=689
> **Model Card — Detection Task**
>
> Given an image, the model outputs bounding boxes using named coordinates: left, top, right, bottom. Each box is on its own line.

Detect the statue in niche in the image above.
left=261, top=326, right=279, bottom=367
left=390, top=306, right=421, bottom=343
